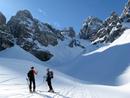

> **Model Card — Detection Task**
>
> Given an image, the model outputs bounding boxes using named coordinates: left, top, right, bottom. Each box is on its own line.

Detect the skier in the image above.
left=46, top=68, right=54, bottom=92
left=27, top=66, right=37, bottom=93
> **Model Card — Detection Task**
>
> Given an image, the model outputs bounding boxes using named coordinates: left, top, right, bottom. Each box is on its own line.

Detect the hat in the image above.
left=31, top=66, right=34, bottom=69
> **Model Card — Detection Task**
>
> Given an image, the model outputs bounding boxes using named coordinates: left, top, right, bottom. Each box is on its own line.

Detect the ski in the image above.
left=37, top=90, right=58, bottom=94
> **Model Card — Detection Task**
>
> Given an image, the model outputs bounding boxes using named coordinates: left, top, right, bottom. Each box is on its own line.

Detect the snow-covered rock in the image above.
left=80, top=12, right=126, bottom=44
left=80, top=16, right=103, bottom=41
left=61, top=27, right=76, bottom=38
left=0, top=29, right=14, bottom=51
left=7, top=10, right=61, bottom=61
left=95, top=12, right=125, bottom=43
left=121, top=0, right=130, bottom=22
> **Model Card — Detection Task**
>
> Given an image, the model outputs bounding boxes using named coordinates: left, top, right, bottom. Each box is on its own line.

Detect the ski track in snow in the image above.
left=0, top=73, right=92, bottom=98
left=0, top=74, right=130, bottom=98
left=0, top=59, right=130, bottom=98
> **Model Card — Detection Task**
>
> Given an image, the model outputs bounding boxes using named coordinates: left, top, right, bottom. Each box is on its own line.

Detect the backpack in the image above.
left=49, top=71, right=53, bottom=78
left=27, top=70, right=33, bottom=78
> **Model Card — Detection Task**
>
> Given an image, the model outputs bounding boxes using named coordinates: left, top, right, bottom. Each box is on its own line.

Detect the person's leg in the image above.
left=49, top=82, right=53, bottom=90
left=50, top=80, right=54, bottom=92
left=29, top=79, right=32, bottom=92
left=32, top=79, right=36, bottom=92
left=47, top=81, right=51, bottom=92
left=48, top=80, right=54, bottom=92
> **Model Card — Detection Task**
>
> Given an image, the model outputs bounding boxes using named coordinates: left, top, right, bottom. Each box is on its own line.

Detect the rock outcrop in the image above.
left=80, top=11, right=126, bottom=44
left=7, top=10, right=58, bottom=61
left=79, top=16, right=103, bottom=41
left=121, top=0, right=130, bottom=22
left=0, top=12, right=6, bottom=25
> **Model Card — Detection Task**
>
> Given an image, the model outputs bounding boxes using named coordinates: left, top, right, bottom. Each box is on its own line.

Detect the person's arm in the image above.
left=33, top=70, right=38, bottom=75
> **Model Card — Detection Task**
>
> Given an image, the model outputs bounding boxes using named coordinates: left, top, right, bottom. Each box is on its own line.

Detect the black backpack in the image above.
left=49, top=71, right=53, bottom=78
left=27, top=70, right=33, bottom=78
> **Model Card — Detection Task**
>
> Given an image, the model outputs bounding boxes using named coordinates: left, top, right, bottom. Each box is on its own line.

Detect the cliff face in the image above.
left=0, top=10, right=77, bottom=61
left=121, top=0, right=130, bottom=22
left=80, top=11, right=126, bottom=44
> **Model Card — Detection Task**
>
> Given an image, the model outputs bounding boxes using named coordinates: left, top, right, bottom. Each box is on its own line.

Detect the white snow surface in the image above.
left=0, top=29, right=130, bottom=97
left=0, top=57, right=130, bottom=98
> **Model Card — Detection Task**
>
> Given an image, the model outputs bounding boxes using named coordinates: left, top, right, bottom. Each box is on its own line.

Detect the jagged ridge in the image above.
left=0, top=0, right=130, bottom=61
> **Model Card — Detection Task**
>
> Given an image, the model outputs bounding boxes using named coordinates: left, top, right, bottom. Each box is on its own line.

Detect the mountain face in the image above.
left=7, top=10, right=59, bottom=61
left=121, top=0, right=130, bottom=22
left=0, top=10, right=77, bottom=61
left=0, top=12, right=6, bottom=25
left=80, top=16, right=103, bottom=41
left=0, top=29, right=14, bottom=51
left=94, top=12, right=125, bottom=44
left=80, top=11, right=126, bottom=44
left=0, top=12, right=14, bottom=51
left=79, top=0, right=130, bottom=44
left=0, top=0, right=130, bottom=62
left=7, top=10, right=61, bottom=47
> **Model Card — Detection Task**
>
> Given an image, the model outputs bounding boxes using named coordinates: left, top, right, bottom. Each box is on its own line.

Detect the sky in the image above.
left=0, top=0, right=128, bottom=32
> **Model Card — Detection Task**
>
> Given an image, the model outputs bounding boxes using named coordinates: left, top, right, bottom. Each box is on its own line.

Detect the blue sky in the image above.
left=0, top=0, right=128, bottom=32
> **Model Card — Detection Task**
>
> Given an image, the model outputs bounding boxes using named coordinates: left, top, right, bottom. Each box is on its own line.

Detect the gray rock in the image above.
left=7, top=10, right=60, bottom=61
left=121, top=0, right=130, bottom=22
left=61, top=27, right=76, bottom=38
left=34, top=22, right=58, bottom=46
left=79, top=11, right=126, bottom=45
left=0, top=30, right=14, bottom=51
left=0, top=12, right=6, bottom=25
left=80, top=16, right=103, bottom=41
left=31, top=49, right=53, bottom=61
left=69, top=39, right=85, bottom=48
left=7, top=10, right=59, bottom=47
left=15, top=10, right=33, bottom=20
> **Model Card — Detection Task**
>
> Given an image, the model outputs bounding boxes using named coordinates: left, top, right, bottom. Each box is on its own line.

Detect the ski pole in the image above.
left=26, top=78, right=30, bottom=92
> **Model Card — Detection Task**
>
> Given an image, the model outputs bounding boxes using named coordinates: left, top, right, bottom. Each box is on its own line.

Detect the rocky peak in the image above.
left=61, top=27, right=76, bottom=38
left=93, top=12, right=124, bottom=44
left=79, top=16, right=103, bottom=41
left=84, top=16, right=102, bottom=24
left=6, top=10, right=58, bottom=61
left=0, top=12, right=6, bottom=25
left=121, top=0, right=130, bottom=22
left=104, top=12, right=120, bottom=26
left=15, top=10, right=33, bottom=20
left=79, top=11, right=125, bottom=44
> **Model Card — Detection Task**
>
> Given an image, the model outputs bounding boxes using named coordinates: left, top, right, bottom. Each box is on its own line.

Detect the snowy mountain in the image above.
left=0, top=0, right=130, bottom=63
left=79, top=16, right=103, bottom=41
left=0, top=0, right=130, bottom=98
left=80, top=11, right=126, bottom=44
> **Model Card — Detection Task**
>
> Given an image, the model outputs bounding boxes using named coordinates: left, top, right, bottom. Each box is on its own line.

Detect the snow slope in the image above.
left=0, top=56, right=130, bottom=98
left=46, top=40, right=84, bottom=66
left=0, top=45, right=45, bottom=64
left=36, top=38, right=98, bottom=67
left=53, top=29, right=130, bottom=85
